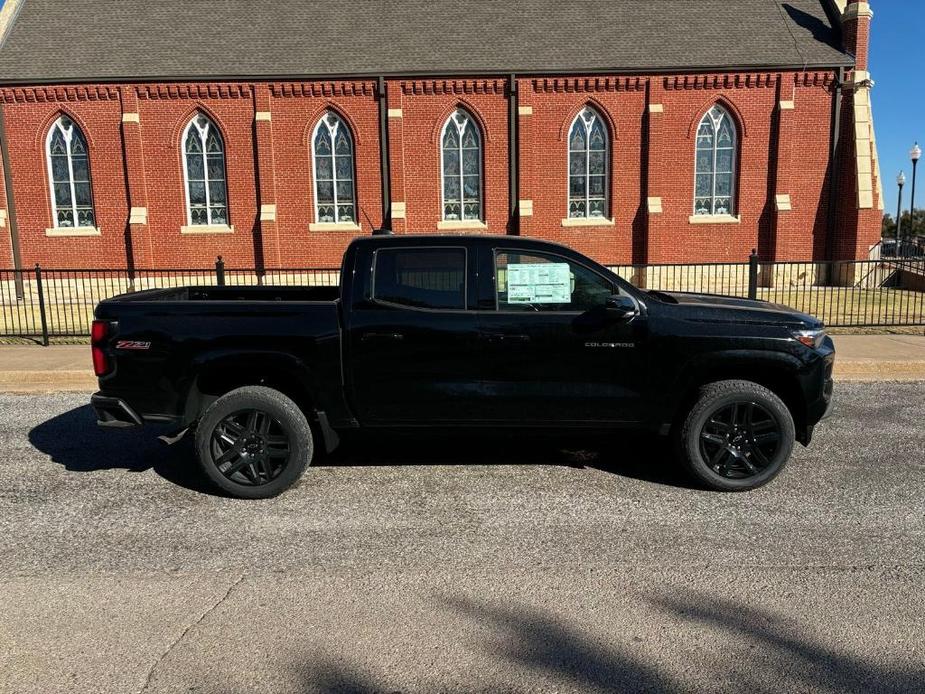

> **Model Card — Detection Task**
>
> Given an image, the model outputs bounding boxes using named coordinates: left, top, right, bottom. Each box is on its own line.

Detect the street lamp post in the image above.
left=910, top=143, right=922, bottom=256
left=895, top=171, right=905, bottom=255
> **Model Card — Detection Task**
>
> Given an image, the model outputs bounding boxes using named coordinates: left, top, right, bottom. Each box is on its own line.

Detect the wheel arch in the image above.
left=667, top=351, right=809, bottom=441
left=182, top=350, right=321, bottom=425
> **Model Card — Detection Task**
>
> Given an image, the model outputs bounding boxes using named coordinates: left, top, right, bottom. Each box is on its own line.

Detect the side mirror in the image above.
left=605, top=294, right=638, bottom=320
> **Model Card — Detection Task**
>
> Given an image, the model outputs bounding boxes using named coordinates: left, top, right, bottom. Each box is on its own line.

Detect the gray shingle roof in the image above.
left=0, top=0, right=853, bottom=84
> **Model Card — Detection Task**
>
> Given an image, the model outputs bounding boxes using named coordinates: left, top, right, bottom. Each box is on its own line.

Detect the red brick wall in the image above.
left=518, top=78, right=645, bottom=265
left=268, top=81, right=383, bottom=269
left=0, top=71, right=879, bottom=270
left=0, top=129, right=11, bottom=267
left=395, top=79, right=509, bottom=236
left=3, top=87, right=129, bottom=268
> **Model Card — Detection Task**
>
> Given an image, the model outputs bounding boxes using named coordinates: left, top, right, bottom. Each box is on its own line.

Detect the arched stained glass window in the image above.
left=694, top=105, right=737, bottom=216
left=440, top=108, right=482, bottom=222
left=182, top=114, right=228, bottom=226
left=568, top=107, right=609, bottom=219
left=46, top=116, right=95, bottom=228
left=312, top=112, right=356, bottom=224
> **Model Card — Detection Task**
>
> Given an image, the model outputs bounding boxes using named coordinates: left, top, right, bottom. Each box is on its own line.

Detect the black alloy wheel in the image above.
left=209, top=409, right=292, bottom=486
left=698, top=401, right=782, bottom=479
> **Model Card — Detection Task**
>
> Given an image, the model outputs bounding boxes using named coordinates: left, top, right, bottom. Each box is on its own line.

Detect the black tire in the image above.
left=194, top=386, right=313, bottom=499
left=675, top=380, right=795, bottom=492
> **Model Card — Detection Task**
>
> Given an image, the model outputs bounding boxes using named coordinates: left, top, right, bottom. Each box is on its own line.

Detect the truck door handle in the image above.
left=481, top=333, right=531, bottom=344
left=361, top=331, right=404, bottom=342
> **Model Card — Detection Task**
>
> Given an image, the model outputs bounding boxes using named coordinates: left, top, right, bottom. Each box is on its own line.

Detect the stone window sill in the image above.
left=45, top=226, right=101, bottom=237
left=309, top=222, right=362, bottom=232
left=437, top=220, right=488, bottom=231
left=180, top=224, right=235, bottom=235
left=688, top=214, right=741, bottom=225
left=560, top=217, right=615, bottom=228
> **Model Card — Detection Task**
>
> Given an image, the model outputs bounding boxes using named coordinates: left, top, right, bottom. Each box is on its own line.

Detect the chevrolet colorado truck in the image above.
left=91, top=235, right=834, bottom=498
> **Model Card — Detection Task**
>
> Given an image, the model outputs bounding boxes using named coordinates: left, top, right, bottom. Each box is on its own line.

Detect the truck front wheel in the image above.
left=675, top=380, right=795, bottom=491
left=194, top=386, right=314, bottom=499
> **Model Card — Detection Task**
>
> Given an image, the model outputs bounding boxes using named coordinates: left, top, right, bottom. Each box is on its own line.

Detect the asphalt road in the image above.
left=1, top=384, right=923, bottom=694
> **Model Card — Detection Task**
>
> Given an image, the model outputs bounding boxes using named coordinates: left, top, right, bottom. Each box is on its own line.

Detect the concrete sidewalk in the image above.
left=0, top=335, right=924, bottom=393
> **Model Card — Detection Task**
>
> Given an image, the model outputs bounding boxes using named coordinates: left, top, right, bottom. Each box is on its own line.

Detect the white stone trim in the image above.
left=518, top=105, right=533, bottom=116
left=309, top=221, right=362, bottom=232
left=843, top=2, right=873, bottom=20
left=647, top=197, right=663, bottom=214
left=519, top=199, right=533, bottom=217
left=648, top=104, right=664, bottom=113
left=560, top=217, right=614, bottom=227
left=255, top=111, right=272, bottom=122
left=45, top=226, right=101, bottom=237
left=779, top=100, right=795, bottom=111
left=391, top=201, right=406, bottom=218
left=852, top=86, right=875, bottom=210
left=128, top=206, right=147, bottom=224
left=180, top=224, right=234, bottom=235
left=0, top=209, right=6, bottom=228
left=121, top=112, right=139, bottom=123
left=387, top=108, right=403, bottom=118
left=259, top=204, right=277, bottom=222
left=437, top=220, right=488, bottom=231
left=775, top=194, right=792, bottom=212
left=688, top=214, right=741, bottom=225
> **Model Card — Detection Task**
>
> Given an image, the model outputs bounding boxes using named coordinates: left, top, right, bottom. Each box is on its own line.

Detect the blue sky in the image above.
left=871, top=1, right=925, bottom=219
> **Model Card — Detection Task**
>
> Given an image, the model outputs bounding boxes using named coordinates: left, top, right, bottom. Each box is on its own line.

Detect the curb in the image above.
left=0, top=370, right=98, bottom=393
left=832, top=361, right=925, bottom=382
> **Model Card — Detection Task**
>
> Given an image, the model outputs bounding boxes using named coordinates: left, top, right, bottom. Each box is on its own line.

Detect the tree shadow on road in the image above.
left=290, top=590, right=922, bottom=693
left=27, top=404, right=212, bottom=493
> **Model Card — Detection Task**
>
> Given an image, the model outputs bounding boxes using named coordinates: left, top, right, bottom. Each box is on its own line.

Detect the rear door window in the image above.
left=373, top=247, right=467, bottom=310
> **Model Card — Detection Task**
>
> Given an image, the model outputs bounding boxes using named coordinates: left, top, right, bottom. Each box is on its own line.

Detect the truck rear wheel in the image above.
left=194, top=386, right=314, bottom=499
left=675, top=380, right=794, bottom=491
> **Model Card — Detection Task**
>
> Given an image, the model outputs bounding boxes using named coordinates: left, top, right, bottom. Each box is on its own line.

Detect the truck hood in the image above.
left=650, top=291, right=822, bottom=328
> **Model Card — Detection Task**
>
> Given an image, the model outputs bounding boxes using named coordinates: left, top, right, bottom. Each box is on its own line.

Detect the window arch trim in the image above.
left=439, top=107, right=484, bottom=223
left=310, top=110, right=357, bottom=225
left=45, top=115, right=96, bottom=230
left=692, top=103, right=739, bottom=217
left=566, top=105, right=610, bottom=220
left=180, top=112, right=229, bottom=227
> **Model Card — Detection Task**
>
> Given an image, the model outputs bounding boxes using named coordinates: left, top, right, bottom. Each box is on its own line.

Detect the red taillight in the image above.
left=91, top=320, right=112, bottom=377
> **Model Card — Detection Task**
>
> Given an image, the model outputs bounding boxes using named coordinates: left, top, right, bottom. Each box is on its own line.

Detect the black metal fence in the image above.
left=0, top=258, right=340, bottom=343
left=1, top=253, right=923, bottom=343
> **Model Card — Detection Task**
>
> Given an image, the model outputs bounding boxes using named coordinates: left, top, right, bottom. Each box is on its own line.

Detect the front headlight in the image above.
left=791, top=328, right=827, bottom=349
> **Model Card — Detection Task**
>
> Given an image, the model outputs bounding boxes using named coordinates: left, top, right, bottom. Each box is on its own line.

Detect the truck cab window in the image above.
left=495, top=251, right=613, bottom=312
left=373, top=248, right=466, bottom=310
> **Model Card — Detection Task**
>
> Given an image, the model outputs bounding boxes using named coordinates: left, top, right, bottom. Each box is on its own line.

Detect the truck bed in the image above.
left=107, top=285, right=340, bottom=303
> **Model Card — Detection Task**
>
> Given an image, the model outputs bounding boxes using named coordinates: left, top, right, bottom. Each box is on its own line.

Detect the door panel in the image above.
left=346, top=246, right=483, bottom=424
left=477, top=249, right=647, bottom=424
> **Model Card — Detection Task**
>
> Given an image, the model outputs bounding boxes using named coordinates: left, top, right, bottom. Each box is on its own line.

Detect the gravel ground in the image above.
left=0, top=383, right=923, bottom=693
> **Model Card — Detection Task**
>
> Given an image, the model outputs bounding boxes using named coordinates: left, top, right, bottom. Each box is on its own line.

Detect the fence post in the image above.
left=748, top=248, right=759, bottom=300
left=215, top=256, right=226, bottom=286
left=34, top=264, right=49, bottom=346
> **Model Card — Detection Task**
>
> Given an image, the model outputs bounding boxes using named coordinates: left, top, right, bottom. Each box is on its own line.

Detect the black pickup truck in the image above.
left=92, top=235, right=834, bottom=498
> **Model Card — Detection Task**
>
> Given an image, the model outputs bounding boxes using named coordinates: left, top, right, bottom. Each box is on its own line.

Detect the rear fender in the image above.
left=182, top=349, right=324, bottom=425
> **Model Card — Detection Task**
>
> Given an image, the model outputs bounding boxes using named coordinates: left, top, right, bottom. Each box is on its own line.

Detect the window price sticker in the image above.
left=507, top=263, right=572, bottom=304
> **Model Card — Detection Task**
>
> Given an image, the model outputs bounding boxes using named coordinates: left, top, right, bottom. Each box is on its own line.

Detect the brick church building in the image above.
left=0, top=0, right=881, bottom=271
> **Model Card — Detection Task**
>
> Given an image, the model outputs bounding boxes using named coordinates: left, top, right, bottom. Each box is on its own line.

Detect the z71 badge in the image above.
left=115, top=340, right=151, bottom=350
